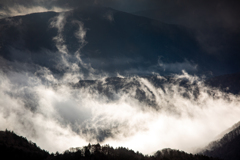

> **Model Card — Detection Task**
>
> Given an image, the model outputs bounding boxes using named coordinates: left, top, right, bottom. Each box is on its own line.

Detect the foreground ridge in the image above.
left=0, top=130, right=221, bottom=160
left=201, top=121, right=240, bottom=160
left=0, top=130, right=49, bottom=160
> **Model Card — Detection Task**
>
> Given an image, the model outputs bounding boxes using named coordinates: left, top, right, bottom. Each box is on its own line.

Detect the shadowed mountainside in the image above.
left=0, top=6, right=230, bottom=76
left=201, top=121, right=240, bottom=160
left=132, top=1, right=240, bottom=75
left=0, top=130, right=221, bottom=160
left=0, top=130, right=49, bottom=160
left=205, top=73, right=240, bottom=95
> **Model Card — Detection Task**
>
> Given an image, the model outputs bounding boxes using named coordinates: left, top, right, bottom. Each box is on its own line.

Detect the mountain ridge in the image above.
left=201, top=121, right=240, bottom=160
left=0, top=130, right=221, bottom=160
left=0, top=6, right=221, bottom=77
left=0, top=130, right=49, bottom=160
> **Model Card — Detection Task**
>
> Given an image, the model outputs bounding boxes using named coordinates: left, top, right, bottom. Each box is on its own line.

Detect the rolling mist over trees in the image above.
left=2, top=119, right=240, bottom=160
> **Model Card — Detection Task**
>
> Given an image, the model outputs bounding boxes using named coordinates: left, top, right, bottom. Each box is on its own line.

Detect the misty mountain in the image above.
left=71, top=72, right=240, bottom=112
left=0, top=6, right=229, bottom=76
left=201, top=121, right=240, bottom=160
left=72, top=75, right=199, bottom=110
left=0, top=5, right=240, bottom=156
left=1, top=130, right=221, bottom=160
left=132, top=2, right=240, bottom=76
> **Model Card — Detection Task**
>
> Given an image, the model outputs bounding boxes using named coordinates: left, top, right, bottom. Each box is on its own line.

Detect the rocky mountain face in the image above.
left=70, top=72, right=240, bottom=111
left=71, top=75, right=200, bottom=110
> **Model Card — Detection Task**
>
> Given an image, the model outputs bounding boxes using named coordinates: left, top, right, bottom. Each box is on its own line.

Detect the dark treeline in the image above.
left=0, top=130, right=49, bottom=160
left=202, top=122, right=240, bottom=160
left=49, top=143, right=221, bottom=160
left=0, top=130, right=221, bottom=160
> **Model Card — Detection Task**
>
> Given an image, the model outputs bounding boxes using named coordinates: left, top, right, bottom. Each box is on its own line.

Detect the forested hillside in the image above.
left=0, top=130, right=221, bottom=160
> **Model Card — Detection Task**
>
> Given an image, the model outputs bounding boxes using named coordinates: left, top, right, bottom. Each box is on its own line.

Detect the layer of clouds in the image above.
left=1, top=34, right=240, bottom=153
left=1, top=63, right=240, bottom=154
left=158, top=58, right=198, bottom=73
left=0, top=2, right=240, bottom=155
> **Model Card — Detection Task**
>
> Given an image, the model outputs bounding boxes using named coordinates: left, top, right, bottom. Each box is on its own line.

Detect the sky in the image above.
left=0, top=0, right=240, bottom=156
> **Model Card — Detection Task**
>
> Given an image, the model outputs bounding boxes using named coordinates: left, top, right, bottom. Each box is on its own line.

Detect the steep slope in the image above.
left=201, top=121, right=240, bottom=160
left=0, top=130, right=49, bottom=160
left=133, top=1, right=240, bottom=75
left=0, top=130, right=221, bottom=160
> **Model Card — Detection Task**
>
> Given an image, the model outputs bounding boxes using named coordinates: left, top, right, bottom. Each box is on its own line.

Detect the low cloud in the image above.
left=49, top=13, right=97, bottom=82
left=1, top=60, right=240, bottom=154
left=103, top=11, right=114, bottom=22
left=0, top=3, right=239, bottom=155
left=158, top=58, right=198, bottom=73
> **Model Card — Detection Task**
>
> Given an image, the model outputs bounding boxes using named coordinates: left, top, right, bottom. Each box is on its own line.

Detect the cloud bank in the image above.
left=0, top=6, right=239, bottom=155
left=1, top=58, right=240, bottom=154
